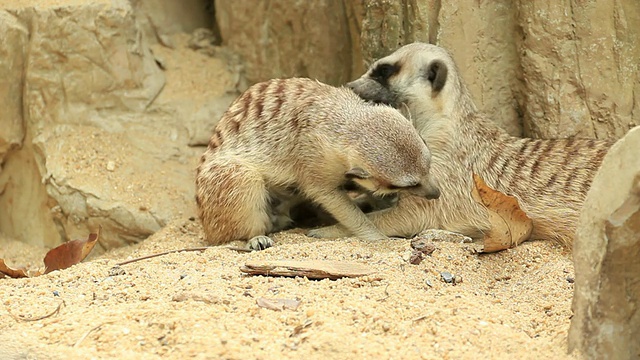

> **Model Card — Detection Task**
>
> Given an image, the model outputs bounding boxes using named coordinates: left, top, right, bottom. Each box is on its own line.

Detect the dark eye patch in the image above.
left=370, top=63, right=399, bottom=85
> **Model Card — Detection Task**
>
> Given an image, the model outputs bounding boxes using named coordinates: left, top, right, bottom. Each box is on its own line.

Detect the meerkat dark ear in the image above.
left=425, top=60, right=448, bottom=93
left=345, top=167, right=370, bottom=179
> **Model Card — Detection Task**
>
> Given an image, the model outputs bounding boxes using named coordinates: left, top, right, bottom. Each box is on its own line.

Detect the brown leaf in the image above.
left=471, top=174, right=533, bottom=253
left=43, top=229, right=100, bottom=274
left=256, top=298, right=301, bottom=311
left=240, top=260, right=375, bottom=280
left=0, top=259, right=30, bottom=278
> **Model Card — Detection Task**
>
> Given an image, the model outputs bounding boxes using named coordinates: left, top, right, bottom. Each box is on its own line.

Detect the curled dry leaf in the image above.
left=0, top=260, right=29, bottom=278
left=43, top=229, right=100, bottom=274
left=0, top=229, right=100, bottom=278
left=471, top=174, right=533, bottom=253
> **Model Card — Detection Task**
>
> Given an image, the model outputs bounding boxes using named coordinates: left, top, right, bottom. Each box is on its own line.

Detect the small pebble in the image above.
left=566, top=276, right=575, bottom=284
left=409, top=250, right=424, bottom=265
left=453, top=275, right=463, bottom=285
left=410, top=239, right=437, bottom=255
left=52, top=290, right=60, bottom=297
left=440, top=271, right=454, bottom=283
left=106, top=161, right=116, bottom=171
left=108, top=265, right=126, bottom=277
left=425, top=279, right=433, bottom=287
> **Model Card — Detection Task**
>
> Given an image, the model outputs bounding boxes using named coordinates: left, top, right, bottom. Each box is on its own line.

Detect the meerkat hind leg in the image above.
left=202, top=160, right=277, bottom=250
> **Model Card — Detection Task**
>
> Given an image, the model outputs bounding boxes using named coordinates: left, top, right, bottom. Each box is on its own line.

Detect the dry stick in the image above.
left=412, top=315, right=428, bottom=322
left=6, top=300, right=65, bottom=322
left=376, top=284, right=390, bottom=302
left=116, top=246, right=254, bottom=266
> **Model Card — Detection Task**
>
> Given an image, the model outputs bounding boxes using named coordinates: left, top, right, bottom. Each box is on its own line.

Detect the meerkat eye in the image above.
left=371, top=63, right=399, bottom=81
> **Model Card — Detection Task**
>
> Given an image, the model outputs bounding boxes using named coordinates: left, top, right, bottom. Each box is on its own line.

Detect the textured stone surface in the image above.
left=0, top=10, right=27, bottom=160
left=215, top=0, right=362, bottom=87
left=131, top=0, right=214, bottom=47
left=518, top=1, right=640, bottom=139
left=569, top=126, right=640, bottom=358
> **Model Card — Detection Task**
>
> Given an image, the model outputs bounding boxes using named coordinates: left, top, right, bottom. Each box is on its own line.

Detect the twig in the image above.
left=6, top=300, right=65, bottom=322
left=74, top=322, right=111, bottom=348
left=377, top=284, right=390, bottom=302
left=412, top=315, right=428, bottom=322
left=226, top=246, right=255, bottom=253
left=116, top=246, right=255, bottom=266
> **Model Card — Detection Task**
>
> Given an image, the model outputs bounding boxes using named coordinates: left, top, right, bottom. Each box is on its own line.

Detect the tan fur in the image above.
left=312, top=43, right=614, bottom=245
left=196, top=78, right=440, bottom=249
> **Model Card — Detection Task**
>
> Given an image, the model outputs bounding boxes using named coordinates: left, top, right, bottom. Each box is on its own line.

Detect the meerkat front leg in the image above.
left=306, top=190, right=387, bottom=241
left=309, top=196, right=435, bottom=239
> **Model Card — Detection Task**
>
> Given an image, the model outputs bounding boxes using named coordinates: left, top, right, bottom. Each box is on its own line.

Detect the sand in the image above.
left=0, top=218, right=579, bottom=359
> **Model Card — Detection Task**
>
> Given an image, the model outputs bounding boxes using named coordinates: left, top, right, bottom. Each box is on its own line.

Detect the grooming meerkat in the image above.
left=196, top=77, right=441, bottom=250
left=309, top=43, right=615, bottom=246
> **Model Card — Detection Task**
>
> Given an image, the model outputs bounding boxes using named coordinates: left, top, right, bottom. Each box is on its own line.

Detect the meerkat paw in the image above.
left=247, top=235, right=274, bottom=251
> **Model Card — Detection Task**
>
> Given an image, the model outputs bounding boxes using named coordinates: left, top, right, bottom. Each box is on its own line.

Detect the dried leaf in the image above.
left=43, top=230, right=100, bottom=274
left=471, top=174, right=533, bottom=253
left=0, top=230, right=100, bottom=278
left=240, top=260, right=375, bottom=280
left=0, top=260, right=30, bottom=278
left=256, top=298, right=301, bottom=311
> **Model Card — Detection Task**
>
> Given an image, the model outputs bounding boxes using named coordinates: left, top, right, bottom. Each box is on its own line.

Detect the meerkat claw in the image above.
left=247, top=235, right=274, bottom=251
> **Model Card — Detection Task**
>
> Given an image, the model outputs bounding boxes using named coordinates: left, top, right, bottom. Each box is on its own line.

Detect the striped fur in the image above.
left=196, top=78, right=439, bottom=249
left=326, top=43, right=614, bottom=245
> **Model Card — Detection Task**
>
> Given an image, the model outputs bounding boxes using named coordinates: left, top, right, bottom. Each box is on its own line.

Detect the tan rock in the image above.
left=215, top=0, right=360, bottom=86
left=518, top=1, right=640, bottom=139
left=0, top=11, right=27, bottom=160
left=131, top=0, right=214, bottom=47
left=569, top=126, right=640, bottom=358
left=0, top=1, right=237, bottom=250
left=437, top=1, right=523, bottom=136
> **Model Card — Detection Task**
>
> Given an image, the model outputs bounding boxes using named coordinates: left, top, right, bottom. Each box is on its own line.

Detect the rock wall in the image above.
left=569, top=126, right=640, bottom=359
left=215, top=0, right=365, bottom=91
left=216, top=0, right=640, bottom=138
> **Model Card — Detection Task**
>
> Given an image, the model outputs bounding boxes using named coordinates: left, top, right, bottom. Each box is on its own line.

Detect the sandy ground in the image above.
left=0, top=219, right=580, bottom=360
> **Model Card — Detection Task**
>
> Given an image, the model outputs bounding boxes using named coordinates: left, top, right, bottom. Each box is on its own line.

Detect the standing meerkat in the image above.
left=309, top=43, right=615, bottom=246
left=196, top=77, right=440, bottom=250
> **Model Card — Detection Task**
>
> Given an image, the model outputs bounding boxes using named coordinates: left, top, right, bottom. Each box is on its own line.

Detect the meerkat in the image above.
left=195, top=77, right=441, bottom=250
left=308, top=43, right=615, bottom=246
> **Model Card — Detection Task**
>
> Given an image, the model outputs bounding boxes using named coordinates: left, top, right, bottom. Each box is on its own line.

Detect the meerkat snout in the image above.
left=389, top=179, right=440, bottom=199
left=412, top=180, right=441, bottom=199
left=345, top=167, right=440, bottom=199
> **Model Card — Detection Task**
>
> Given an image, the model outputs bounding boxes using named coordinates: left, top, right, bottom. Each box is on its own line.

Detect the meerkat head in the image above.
left=347, top=42, right=476, bottom=130
left=342, top=107, right=441, bottom=200
left=344, top=159, right=440, bottom=200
